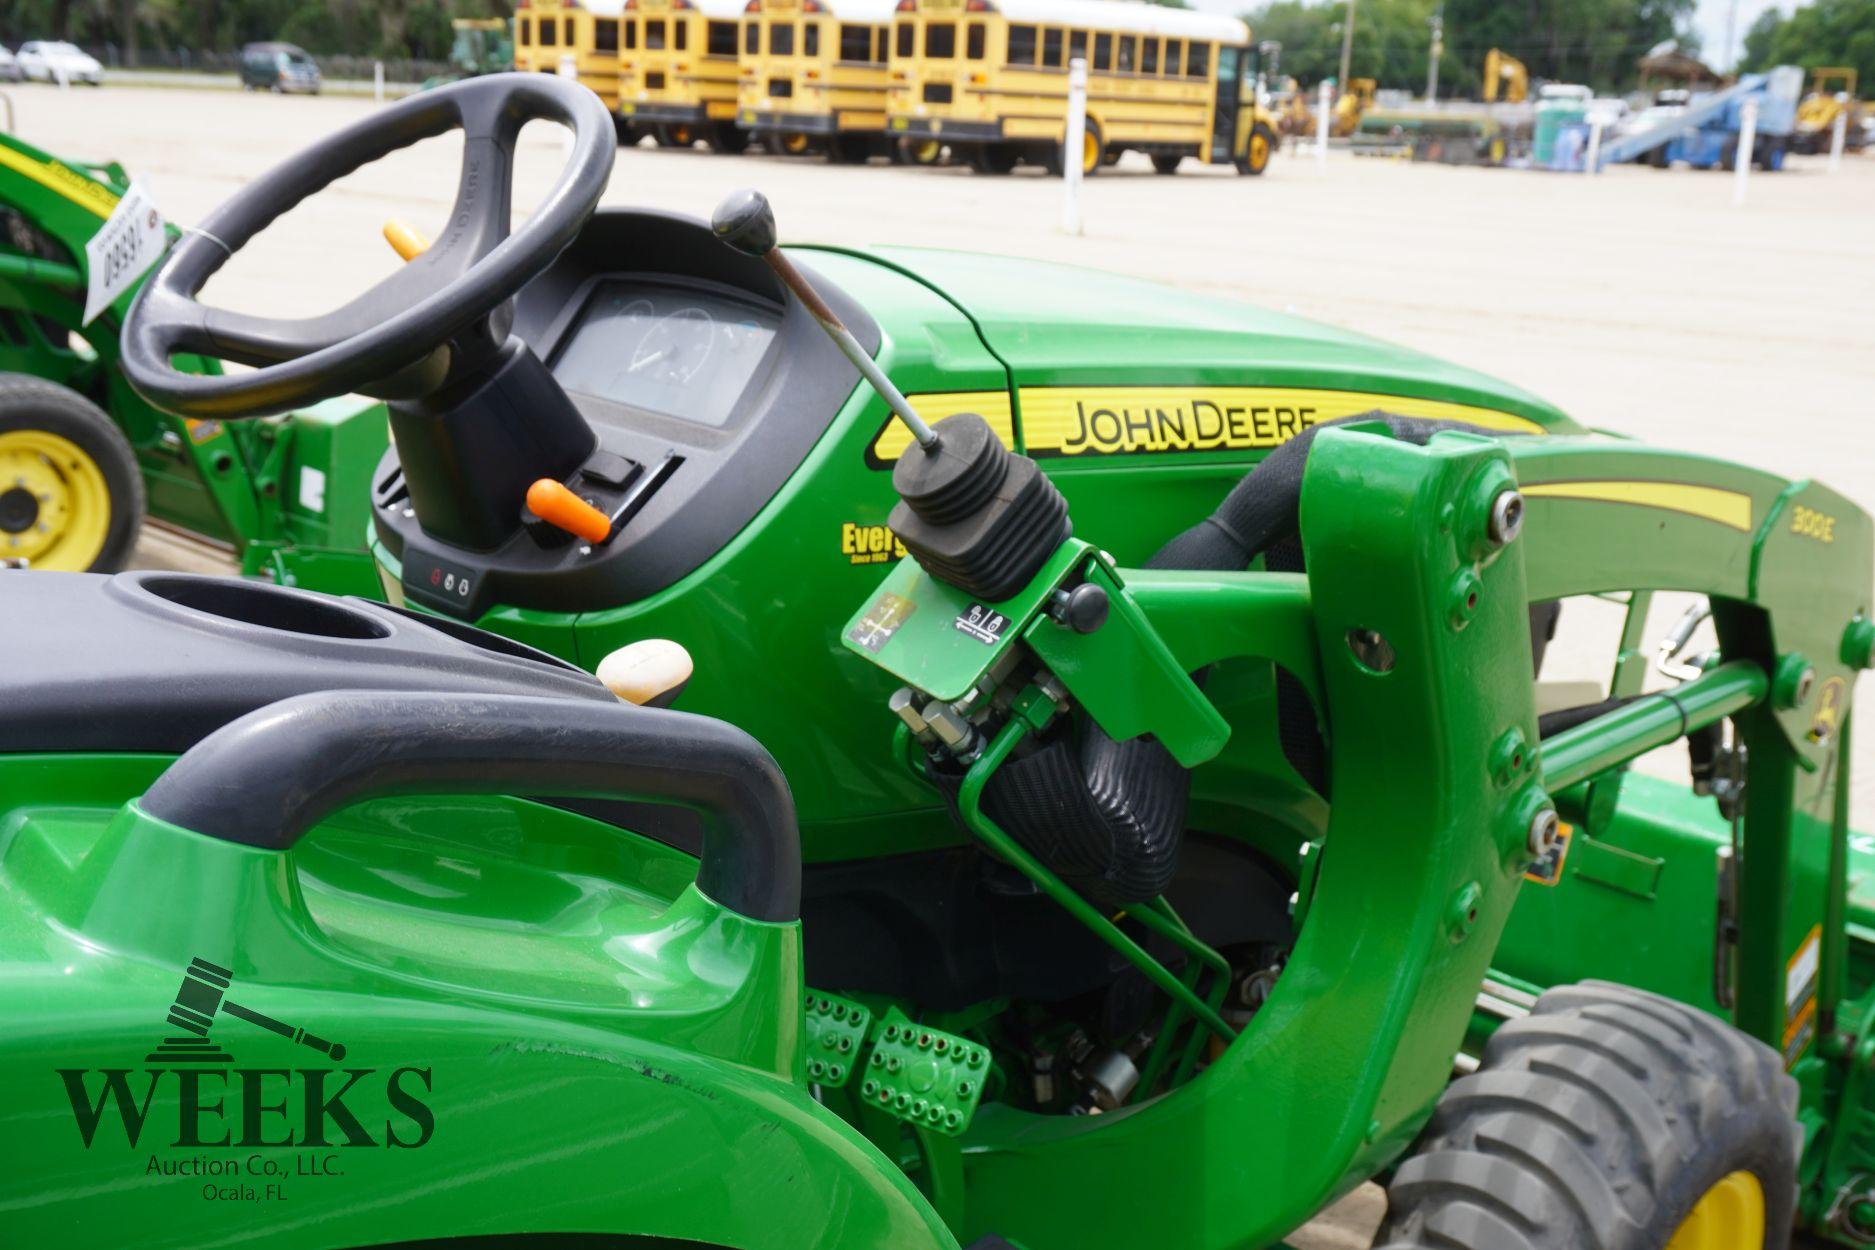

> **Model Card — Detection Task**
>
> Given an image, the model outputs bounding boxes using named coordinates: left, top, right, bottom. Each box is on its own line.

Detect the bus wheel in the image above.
left=898, top=137, right=944, bottom=166
left=769, top=131, right=814, bottom=157
left=1045, top=121, right=1103, bottom=176
left=613, top=117, right=641, bottom=146
left=1235, top=122, right=1276, bottom=175
left=655, top=124, right=698, bottom=148
left=1151, top=153, right=1183, bottom=175
left=707, top=123, right=750, bottom=154
left=828, top=134, right=871, bottom=164
left=971, top=144, right=1019, bottom=175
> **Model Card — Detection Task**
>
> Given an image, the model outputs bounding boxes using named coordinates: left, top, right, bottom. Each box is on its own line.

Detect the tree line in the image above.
left=1741, top=0, right=1875, bottom=91
left=1244, top=0, right=1698, bottom=96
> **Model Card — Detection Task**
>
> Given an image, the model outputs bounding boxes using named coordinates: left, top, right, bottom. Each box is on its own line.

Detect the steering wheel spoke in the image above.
left=121, top=74, right=615, bottom=419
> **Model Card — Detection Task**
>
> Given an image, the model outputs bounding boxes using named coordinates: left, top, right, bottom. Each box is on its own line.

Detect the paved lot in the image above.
left=14, top=83, right=1873, bottom=1245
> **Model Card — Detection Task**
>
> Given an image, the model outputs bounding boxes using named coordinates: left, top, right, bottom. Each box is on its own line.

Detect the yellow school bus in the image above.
left=736, top=0, right=897, bottom=161
left=513, top=0, right=628, bottom=109
left=616, top=0, right=749, bottom=150
left=886, top=0, right=1277, bottom=175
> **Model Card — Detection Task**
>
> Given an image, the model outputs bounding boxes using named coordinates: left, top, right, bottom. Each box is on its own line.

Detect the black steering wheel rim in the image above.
left=122, top=73, right=615, bottom=419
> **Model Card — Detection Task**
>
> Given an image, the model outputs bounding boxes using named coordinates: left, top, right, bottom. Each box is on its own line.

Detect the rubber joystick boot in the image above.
left=888, top=412, right=1070, bottom=602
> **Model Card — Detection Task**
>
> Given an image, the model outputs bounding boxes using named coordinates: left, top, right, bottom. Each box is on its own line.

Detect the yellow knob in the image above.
left=382, top=219, right=430, bottom=262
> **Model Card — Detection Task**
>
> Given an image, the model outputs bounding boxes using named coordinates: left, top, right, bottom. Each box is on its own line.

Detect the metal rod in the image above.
left=1821, top=712, right=1852, bottom=1035
left=765, top=250, right=940, bottom=451
left=1540, top=661, right=1767, bottom=792
left=957, top=719, right=1238, bottom=1041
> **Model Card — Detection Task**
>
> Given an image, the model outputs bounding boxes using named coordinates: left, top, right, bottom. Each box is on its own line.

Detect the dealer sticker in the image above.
left=83, top=178, right=167, bottom=326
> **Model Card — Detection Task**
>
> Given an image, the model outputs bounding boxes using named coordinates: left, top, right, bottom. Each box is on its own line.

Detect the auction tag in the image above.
left=82, top=179, right=167, bottom=326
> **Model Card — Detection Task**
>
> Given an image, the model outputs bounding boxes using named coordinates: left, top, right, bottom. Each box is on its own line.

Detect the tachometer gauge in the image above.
left=630, top=307, right=716, bottom=385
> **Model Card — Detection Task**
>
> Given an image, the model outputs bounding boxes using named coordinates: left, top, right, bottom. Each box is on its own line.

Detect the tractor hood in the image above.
left=852, top=246, right=1581, bottom=435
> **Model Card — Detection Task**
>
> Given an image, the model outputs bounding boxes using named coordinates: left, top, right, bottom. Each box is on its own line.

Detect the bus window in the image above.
left=965, top=22, right=985, bottom=59
left=1042, top=27, right=1062, bottom=68
left=624, top=18, right=638, bottom=49
left=1186, top=40, right=1207, bottom=77
left=516, top=16, right=530, bottom=45
left=674, top=20, right=687, bottom=50
left=771, top=21, right=794, bottom=54
left=745, top=20, right=760, bottom=53
left=645, top=19, right=666, bottom=48
left=1140, top=37, right=1157, bottom=74
left=1007, top=23, right=1036, bottom=64
left=1093, top=31, right=1111, bottom=70
left=876, top=27, right=890, bottom=60
left=1117, top=34, right=1135, bottom=72
left=540, top=17, right=557, bottom=46
left=895, top=21, right=913, bottom=57
left=804, top=22, right=819, bottom=55
left=1163, top=38, right=1181, bottom=75
left=595, top=18, right=619, bottom=52
left=840, top=24, right=870, bottom=61
left=1215, top=44, right=1238, bottom=82
left=708, top=20, right=736, bottom=55
left=925, top=22, right=955, bottom=57
left=563, top=19, right=574, bottom=44
left=1069, top=29, right=1087, bottom=64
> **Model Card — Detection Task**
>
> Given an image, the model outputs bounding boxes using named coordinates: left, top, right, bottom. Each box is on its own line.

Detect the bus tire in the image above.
left=613, top=117, right=640, bottom=146
left=1235, top=122, right=1276, bottom=175
left=970, top=144, right=1019, bottom=175
left=655, top=123, right=699, bottom=148
left=1376, top=982, right=1799, bottom=1250
left=768, top=131, right=815, bottom=157
left=0, top=373, right=144, bottom=573
left=1151, top=153, right=1183, bottom=175
left=1046, top=120, right=1102, bottom=177
left=898, top=136, right=944, bottom=166
left=707, top=123, right=749, bottom=154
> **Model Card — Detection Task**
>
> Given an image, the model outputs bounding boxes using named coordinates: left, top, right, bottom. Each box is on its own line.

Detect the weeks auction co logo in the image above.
left=56, top=956, right=435, bottom=1205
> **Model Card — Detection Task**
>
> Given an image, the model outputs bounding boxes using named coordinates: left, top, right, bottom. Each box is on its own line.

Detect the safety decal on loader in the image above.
left=869, top=387, right=1542, bottom=465
left=1524, top=822, right=1574, bottom=886
left=1785, top=925, right=1822, bottom=1066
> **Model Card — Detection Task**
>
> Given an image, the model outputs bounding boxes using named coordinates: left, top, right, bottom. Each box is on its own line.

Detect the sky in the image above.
left=1181, top=0, right=1803, bottom=72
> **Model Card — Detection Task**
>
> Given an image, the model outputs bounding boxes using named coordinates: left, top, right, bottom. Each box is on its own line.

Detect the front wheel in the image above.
left=897, top=136, right=943, bottom=166
left=1377, top=982, right=1799, bottom=1250
left=1045, top=120, right=1102, bottom=176
left=1236, top=122, right=1276, bottom=175
left=0, top=374, right=143, bottom=572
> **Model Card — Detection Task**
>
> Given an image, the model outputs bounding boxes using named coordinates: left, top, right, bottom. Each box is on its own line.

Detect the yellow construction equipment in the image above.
left=1794, top=67, right=1866, bottom=154
left=1482, top=48, right=1527, bottom=104
left=1332, top=78, right=1374, bottom=136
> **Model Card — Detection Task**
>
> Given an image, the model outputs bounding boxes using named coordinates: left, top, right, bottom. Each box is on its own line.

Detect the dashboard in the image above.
left=372, top=208, right=882, bottom=618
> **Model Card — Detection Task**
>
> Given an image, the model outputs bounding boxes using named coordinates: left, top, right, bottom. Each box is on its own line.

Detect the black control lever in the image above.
left=712, top=189, right=941, bottom=455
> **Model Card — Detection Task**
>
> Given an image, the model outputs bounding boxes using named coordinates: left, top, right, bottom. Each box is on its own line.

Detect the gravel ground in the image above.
left=17, top=83, right=1871, bottom=1246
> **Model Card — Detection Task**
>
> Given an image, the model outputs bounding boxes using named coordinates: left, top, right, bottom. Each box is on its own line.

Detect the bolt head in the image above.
left=1526, top=808, right=1561, bottom=858
left=1487, top=489, right=1525, bottom=546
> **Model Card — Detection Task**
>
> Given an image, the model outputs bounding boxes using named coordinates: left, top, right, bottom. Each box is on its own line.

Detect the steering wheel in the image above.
left=122, top=73, right=615, bottom=419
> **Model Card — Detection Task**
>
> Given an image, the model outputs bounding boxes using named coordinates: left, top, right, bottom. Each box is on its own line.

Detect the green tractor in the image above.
left=4, top=73, right=1874, bottom=1249
left=0, top=127, right=387, bottom=586
left=421, top=18, right=517, bottom=91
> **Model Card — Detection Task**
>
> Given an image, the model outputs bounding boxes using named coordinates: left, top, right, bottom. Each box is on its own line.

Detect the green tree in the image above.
left=1741, top=0, right=1875, bottom=90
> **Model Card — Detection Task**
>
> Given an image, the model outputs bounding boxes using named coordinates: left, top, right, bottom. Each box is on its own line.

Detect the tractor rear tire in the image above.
left=1376, top=981, right=1799, bottom=1250
left=0, top=373, right=143, bottom=573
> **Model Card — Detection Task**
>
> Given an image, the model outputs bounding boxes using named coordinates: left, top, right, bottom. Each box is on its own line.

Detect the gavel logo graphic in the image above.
left=153, top=957, right=347, bottom=1063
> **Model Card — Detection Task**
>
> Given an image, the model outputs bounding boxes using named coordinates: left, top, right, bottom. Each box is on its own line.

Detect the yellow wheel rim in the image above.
left=1082, top=129, right=1099, bottom=172
left=911, top=139, right=941, bottom=163
left=1250, top=132, right=1270, bottom=169
left=0, top=429, right=111, bottom=571
left=1667, top=1171, right=1765, bottom=1250
left=783, top=132, right=810, bottom=154
left=671, top=125, right=693, bottom=145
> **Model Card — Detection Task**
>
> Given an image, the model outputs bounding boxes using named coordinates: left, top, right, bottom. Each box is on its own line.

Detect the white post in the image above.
left=1061, top=56, right=1087, bottom=236
left=374, top=61, right=385, bottom=102
left=1585, top=117, right=1604, bottom=174
left=1316, top=79, right=1332, bottom=173
left=1828, top=104, right=1847, bottom=174
left=1732, top=95, right=1757, bottom=206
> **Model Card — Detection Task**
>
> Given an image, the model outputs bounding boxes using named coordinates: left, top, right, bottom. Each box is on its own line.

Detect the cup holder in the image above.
left=139, top=576, right=392, bottom=641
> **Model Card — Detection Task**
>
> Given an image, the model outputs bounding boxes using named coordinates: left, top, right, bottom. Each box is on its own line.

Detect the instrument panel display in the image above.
left=550, top=281, right=780, bottom=428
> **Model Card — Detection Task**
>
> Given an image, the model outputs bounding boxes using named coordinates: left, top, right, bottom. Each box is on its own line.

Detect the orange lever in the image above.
left=526, top=479, right=611, bottom=544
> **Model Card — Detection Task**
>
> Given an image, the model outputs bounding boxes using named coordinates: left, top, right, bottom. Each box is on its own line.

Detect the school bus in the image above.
left=736, top=0, right=897, bottom=161
left=885, top=0, right=1278, bottom=175
left=513, top=0, right=628, bottom=110
left=616, top=0, right=749, bottom=150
